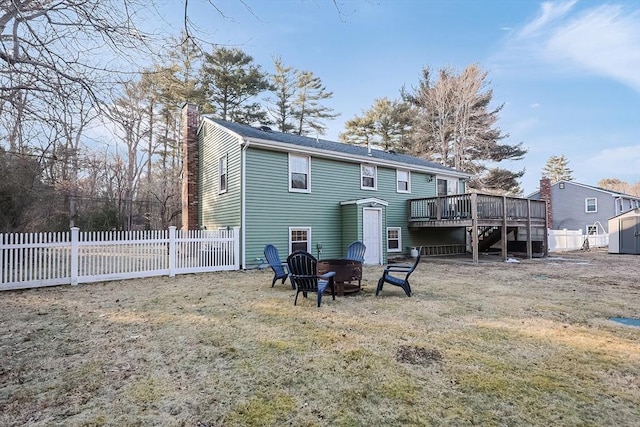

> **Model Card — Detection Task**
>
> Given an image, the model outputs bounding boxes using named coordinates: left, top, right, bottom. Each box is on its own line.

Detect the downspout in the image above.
left=241, top=140, right=248, bottom=270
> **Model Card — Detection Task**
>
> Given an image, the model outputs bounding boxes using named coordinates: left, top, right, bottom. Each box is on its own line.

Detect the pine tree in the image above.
left=292, top=70, right=339, bottom=136
left=406, top=64, right=526, bottom=194
left=542, top=155, right=574, bottom=183
left=200, top=47, right=271, bottom=124
left=340, top=97, right=411, bottom=152
left=267, top=57, right=297, bottom=133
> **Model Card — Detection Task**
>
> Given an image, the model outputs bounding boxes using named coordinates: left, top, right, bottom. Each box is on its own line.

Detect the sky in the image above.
left=156, top=0, right=640, bottom=195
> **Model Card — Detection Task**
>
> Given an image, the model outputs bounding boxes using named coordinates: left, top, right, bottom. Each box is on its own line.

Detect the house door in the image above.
left=363, top=208, right=382, bottom=265
left=620, top=216, right=640, bottom=254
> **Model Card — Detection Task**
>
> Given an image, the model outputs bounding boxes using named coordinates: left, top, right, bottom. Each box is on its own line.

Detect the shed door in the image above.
left=363, top=208, right=382, bottom=265
left=620, top=216, right=640, bottom=254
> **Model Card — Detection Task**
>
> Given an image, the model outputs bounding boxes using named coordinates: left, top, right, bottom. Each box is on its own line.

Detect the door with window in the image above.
left=363, top=208, right=382, bottom=265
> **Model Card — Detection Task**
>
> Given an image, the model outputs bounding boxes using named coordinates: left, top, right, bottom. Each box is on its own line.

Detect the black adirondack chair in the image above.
left=264, top=244, right=292, bottom=288
left=346, top=241, right=366, bottom=263
left=287, top=251, right=336, bottom=307
left=376, top=250, right=422, bottom=297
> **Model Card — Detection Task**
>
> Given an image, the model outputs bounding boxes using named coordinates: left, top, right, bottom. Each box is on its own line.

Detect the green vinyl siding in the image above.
left=200, top=123, right=241, bottom=229
left=243, top=148, right=441, bottom=266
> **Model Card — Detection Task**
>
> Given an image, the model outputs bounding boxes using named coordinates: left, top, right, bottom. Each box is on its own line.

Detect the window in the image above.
left=218, top=155, right=228, bottom=193
left=585, top=198, right=597, bottom=213
left=289, top=227, right=311, bottom=253
left=586, top=225, right=598, bottom=235
left=361, top=164, right=377, bottom=190
left=387, top=227, right=402, bottom=252
left=396, top=170, right=410, bottom=193
left=437, top=177, right=458, bottom=196
left=289, top=154, right=310, bottom=192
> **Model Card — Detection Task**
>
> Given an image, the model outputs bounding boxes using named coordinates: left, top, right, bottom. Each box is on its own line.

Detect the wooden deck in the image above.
left=408, top=193, right=548, bottom=262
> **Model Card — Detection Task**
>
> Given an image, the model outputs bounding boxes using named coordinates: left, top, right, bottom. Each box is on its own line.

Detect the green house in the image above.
left=181, top=104, right=471, bottom=268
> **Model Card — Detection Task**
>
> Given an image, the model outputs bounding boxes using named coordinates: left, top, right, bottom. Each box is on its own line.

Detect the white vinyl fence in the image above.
left=0, top=226, right=239, bottom=291
left=548, top=228, right=609, bottom=252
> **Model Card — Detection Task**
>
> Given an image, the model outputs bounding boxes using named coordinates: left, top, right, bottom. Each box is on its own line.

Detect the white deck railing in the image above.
left=0, top=226, right=239, bottom=291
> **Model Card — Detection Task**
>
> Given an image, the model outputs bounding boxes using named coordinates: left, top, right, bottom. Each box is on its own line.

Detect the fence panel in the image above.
left=548, top=229, right=609, bottom=252
left=1, top=226, right=240, bottom=291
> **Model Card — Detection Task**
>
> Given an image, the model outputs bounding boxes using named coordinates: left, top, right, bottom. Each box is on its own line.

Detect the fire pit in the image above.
left=317, top=258, right=362, bottom=295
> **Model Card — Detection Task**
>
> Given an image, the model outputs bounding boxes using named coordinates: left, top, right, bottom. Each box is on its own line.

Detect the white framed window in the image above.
left=586, top=225, right=598, bottom=235
left=289, top=227, right=311, bottom=253
left=396, top=170, right=410, bottom=193
left=289, top=154, right=310, bottom=192
left=361, top=164, right=377, bottom=190
left=387, top=227, right=402, bottom=252
left=218, top=154, right=228, bottom=194
left=585, top=198, right=597, bottom=213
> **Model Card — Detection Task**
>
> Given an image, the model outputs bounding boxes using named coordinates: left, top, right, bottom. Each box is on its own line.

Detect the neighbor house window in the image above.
left=396, top=170, right=410, bottom=193
left=289, top=227, right=311, bottom=253
left=586, top=225, right=598, bottom=235
left=361, top=164, right=377, bottom=190
left=219, top=154, right=228, bottom=193
left=585, top=198, right=597, bottom=213
left=289, top=154, right=310, bottom=192
left=387, top=227, right=402, bottom=252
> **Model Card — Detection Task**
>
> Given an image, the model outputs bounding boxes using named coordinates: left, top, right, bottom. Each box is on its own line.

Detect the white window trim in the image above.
left=218, top=154, right=228, bottom=194
left=288, top=154, right=311, bottom=193
left=586, top=225, right=598, bottom=235
left=387, top=227, right=402, bottom=253
left=396, top=170, right=411, bottom=193
left=289, top=226, right=311, bottom=254
left=585, top=197, right=597, bottom=213
left=361, top=164, right=377, bottom=190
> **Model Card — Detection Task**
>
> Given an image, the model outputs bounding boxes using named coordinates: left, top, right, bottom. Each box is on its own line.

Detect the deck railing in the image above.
left=409, top=193, right=546, bottom=222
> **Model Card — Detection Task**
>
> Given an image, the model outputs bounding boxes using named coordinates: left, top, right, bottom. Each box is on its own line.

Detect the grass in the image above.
left=1, top=249, right=639, bottom=426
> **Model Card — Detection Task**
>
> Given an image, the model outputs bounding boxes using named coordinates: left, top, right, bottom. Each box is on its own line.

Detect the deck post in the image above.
left=526, top=200, right=533, bottom=259
left=471, top=193, right=478, bottom=263
left=501, top=196, right=508, bottom=261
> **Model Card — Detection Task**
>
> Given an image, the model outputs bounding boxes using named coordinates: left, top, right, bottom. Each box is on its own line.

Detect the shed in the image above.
left=608, top=208, right=640, bottom=254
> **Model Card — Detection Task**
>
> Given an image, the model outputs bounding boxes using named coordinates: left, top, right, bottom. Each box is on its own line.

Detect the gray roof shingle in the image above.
left=205, top=117, right=468, bottom=176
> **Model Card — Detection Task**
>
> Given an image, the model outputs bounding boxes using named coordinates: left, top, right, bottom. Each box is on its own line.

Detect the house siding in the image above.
left=200, top=123, right=242, bottom=229
left=241, top=148, right=446, bottom=267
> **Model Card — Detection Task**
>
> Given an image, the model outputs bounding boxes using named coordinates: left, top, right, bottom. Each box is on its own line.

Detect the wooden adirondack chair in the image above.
left=264, top=244, right=292, bottom=288
left=287, top=251, right=336, bottom=307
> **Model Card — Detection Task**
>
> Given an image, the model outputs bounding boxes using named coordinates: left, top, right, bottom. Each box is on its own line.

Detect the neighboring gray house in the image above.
left=528, top=179, right=640, bottom=234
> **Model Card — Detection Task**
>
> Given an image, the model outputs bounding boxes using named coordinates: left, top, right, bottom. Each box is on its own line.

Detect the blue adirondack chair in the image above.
left=376, top=250, right=422, bottom=297
left=264, top=244, right=292, bottom=288
left=346, top=241, right=366, bottom=263
left=287, top=251, right=336, bottom=307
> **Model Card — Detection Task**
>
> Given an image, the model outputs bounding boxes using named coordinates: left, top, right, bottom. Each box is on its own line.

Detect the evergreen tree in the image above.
left=267, top=57, right=297, bottom=133
left=200, top=47, right=270, bottom=124
left=340, top=97, right=411, bottom=152
left=292, top=70, right=339, bottom=136
left=542, top=155, right=574, bottom=182
left=406, top=64, right=526, bottom=194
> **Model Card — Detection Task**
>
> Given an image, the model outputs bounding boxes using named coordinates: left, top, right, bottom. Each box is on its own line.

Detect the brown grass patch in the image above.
left=1, top=249, right=639, bottom=426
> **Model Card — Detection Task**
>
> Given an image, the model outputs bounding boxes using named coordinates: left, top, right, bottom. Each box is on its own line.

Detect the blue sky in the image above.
left=158, top=0, right=640, bottom=195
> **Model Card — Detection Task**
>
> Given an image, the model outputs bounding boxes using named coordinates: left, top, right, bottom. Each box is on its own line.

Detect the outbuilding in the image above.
left=608, top=208, right=640, bottom=254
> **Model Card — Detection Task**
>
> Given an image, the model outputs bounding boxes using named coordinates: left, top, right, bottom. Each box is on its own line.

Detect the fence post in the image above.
left=168, top=226, right=176, bottom=277
left=71, top=227, right=79, bottom=286
left=232, top=227, right=240, bottom=269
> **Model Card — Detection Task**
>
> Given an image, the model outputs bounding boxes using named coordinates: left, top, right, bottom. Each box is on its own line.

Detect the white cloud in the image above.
left=496, top=1, right=640, bottom=92
left=581, top=145, right=640, bottom=177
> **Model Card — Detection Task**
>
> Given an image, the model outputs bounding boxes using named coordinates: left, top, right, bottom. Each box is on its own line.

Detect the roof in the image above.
left=204, top=117, right=470, bottom=178
left=528, top=179, right=640, bottom=200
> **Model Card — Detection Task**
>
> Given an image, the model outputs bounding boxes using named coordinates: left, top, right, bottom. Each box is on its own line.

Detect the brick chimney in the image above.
left=181, top=103, right=199, bottom=230
left=539, top=178, right=552, bottom=229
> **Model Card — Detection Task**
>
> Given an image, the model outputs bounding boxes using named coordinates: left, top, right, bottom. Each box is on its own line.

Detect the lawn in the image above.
left=1, top=249, right=638, bottom=426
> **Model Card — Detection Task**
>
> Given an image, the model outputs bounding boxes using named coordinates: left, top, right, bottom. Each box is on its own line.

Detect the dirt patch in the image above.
left=396, top=345, right=443, bottom=365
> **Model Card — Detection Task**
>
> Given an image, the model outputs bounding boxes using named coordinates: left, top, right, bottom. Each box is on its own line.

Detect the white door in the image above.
left=363, top=208, right=382, bottom=265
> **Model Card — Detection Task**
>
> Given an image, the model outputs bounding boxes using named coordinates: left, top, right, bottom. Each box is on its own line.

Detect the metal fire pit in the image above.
left=317, top=258, right=362, bottom=295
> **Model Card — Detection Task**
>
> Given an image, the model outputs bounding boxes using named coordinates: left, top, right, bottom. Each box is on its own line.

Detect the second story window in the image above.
left=361, top=164, right=377, bottom=190
left=585, top=198, right=597, bottom=213
left=289, top=154, right=310, bottom=192
left=397, top=170, right=410, bottom=193
left=219, top=154, right=228, bottom=194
